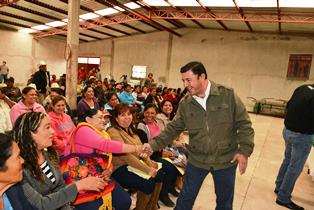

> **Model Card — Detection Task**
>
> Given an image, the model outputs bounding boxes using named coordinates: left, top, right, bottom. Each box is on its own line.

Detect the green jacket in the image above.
left=150, top=82, right=254, bottom=170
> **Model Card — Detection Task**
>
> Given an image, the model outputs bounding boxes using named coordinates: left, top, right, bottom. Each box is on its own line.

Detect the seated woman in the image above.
left=107, top=103, right=164, bottom=210
left=77, top=86, right=99, bottom=122
left=0, top=88, right=15, bottom=133
left=137, top=103, right=181, bottom=207
left=156, top=100, right=188, bottom=155
left=143, top=87, right=158, bottom=108
left=13, top=112, right=108, bottom=210
left=48, top=95, right=76, bottom=156
left=64, top=109, right=145, bottom=210
left=0, top=133, right=37, bottom=210
left=10, top=86, right=46, bottom=124
left=104, top=92, right=119, bottom=116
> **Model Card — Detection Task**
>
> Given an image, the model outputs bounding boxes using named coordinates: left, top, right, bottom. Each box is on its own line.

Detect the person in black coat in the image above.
left=32, top=61, right=51, bottom=103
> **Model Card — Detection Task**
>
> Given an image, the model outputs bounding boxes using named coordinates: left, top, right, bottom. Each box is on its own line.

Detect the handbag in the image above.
left=60, top=123, right=115, bottom=207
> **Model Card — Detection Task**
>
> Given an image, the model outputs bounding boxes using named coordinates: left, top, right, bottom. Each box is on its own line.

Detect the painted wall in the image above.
left=2, top=28, right=314, bottom=102
left=169, top=29, right=314, bottom=101
left=33, top=37, right=67, bottom=79
left=80, top=28, right=314, bottom=102
left=0, top=30, right=66, bottom=87
left=79, top=39, right=112, bottom=80
left=80, top=31, right=171, bottom=85
left=0, top=30, right=33, bottom=86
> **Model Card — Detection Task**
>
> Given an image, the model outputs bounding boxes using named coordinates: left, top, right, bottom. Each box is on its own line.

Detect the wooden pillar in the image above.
left=65, top=0, right=80, bottom=109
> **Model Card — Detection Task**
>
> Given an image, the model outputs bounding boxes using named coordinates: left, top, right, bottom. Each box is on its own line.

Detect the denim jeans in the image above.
left=174, top=163, right=236, bottom=210
left=0, top=74, right=4, bottom=83
left=275, top=127, right=313, bottom=203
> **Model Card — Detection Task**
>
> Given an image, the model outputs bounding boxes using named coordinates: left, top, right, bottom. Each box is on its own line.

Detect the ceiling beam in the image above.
left=8, top=4, right=60, bottom=21
left=79, top=32, right=102, bottom=40
left=33, top=13, right=141, bottom=38
left=105, top=0, right=181, bottom=37
left=60, top=0, right=135, bottom=35
left=95, top=0, right=161, bottom=31
left=103, top=25, right=131, bottom=35
left=164, top=0, right=206, bottom=29
left=88, top=28, right=117, bottom=38
left=233, top=0, right=253, bottom=32
left=85, top=3, right=146, bottom=34
left=277, top=0, right=282, bottom=34
left=15, top=0, right=113, bottom=39
left=85, top=0, right=146, bottom=34
left=0, top=17, right=87, bottom=42
left=149, top=10, right=314, bottom=24
left=196, top=0, right=228, bottom=30
left=136, top=0, right=186, bottom=28
left=119, top=23, right=146, bottom=33
left=24, top=0, right=67, bottom=15
left=0, top=18, right=29, bottom=28
left=57, top=34, right=89, bottom=42
left=0, top=10, right=43, bottom=24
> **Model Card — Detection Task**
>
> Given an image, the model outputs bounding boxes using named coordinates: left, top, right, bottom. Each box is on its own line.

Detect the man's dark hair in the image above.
left=124, top=84, right=131, bottom=89
left=180, top=61, right=207, bottom=79
left=6, top=77, right=14, bottom=83
left=0, top=133, right=13, bottom=171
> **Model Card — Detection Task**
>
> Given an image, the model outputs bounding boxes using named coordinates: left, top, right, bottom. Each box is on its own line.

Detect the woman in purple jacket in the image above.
left=77, top=85, right=99, bottom=122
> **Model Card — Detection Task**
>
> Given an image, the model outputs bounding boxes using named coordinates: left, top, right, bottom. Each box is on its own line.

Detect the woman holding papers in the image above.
left=107, top=103, right=164, bottom=210
left=137, top=103, right=180, bottom=207
left=64, top=109, right=144, bottom=210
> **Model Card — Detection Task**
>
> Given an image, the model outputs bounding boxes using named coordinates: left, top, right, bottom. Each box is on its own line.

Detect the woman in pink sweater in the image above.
left=10, top=86, right=46, bottom=124
left=48, top=95, right=75, bottom=156
left=64, top=108, right=142, bottom=210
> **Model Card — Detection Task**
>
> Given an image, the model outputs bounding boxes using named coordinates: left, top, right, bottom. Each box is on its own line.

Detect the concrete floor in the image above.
left=131, top=114, right=314, bottom=210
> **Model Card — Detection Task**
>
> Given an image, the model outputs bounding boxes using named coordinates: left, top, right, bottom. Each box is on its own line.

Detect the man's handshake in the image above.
left=139, top=143, right=154, bottom=158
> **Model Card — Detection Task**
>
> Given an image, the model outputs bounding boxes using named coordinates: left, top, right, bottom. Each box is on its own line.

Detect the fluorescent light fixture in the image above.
left=280, top=0, right=314, bottom=8
left=46, top=21, right=67, bottom=27
left=198, top=0, right=234, bottom=7
left=18, top=28, right=38, bottom=33
left=88, top=57, right=101, bottom=65
left=31, top=24, right=51, bottom=30
left=95, top=8, right=119, bottom=16
left=78, top=57, right=88, bottom=64
left=236, top=0, right=276, bottom=7
left=79, top=12, right=99, bottom=20
left=62, top=18, right=83, bottom=23
left=114, top=6, right=125, bottom=11
left=124, top=2, right=141, bottom=9
left=142, top=0, right=168, bottom=6
left=168, top=0, right=199, bottom=6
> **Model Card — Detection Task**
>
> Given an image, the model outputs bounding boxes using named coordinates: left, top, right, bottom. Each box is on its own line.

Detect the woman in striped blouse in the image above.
left=12, top=112, right=107, bottom=210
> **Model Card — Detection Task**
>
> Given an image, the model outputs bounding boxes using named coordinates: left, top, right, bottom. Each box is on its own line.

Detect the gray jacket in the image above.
left=150, top=82, right=254, bottom=170
left=21, top=151, right=77, bottom=210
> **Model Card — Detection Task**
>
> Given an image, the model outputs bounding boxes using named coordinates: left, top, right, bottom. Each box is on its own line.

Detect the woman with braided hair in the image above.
left=12, top=112, right=107, bottom=210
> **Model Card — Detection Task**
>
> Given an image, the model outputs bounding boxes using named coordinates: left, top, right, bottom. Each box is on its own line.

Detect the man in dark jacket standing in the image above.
left=274, top=84, right=314, bottom=210
left=32, top=61, right=50, bottom=103
left=142, top=61, right=254, bottom=210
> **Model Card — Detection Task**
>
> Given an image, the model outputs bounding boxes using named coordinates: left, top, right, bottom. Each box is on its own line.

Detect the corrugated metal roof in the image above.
left=0, top=0, right=314, bottom=42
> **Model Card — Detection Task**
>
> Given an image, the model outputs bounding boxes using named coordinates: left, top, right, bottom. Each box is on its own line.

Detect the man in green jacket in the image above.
left=142, top=61, right=254, bottom=210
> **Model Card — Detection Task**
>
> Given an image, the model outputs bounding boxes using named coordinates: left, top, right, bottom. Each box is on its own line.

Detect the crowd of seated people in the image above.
left=0, top=72, right=188, bottom=209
